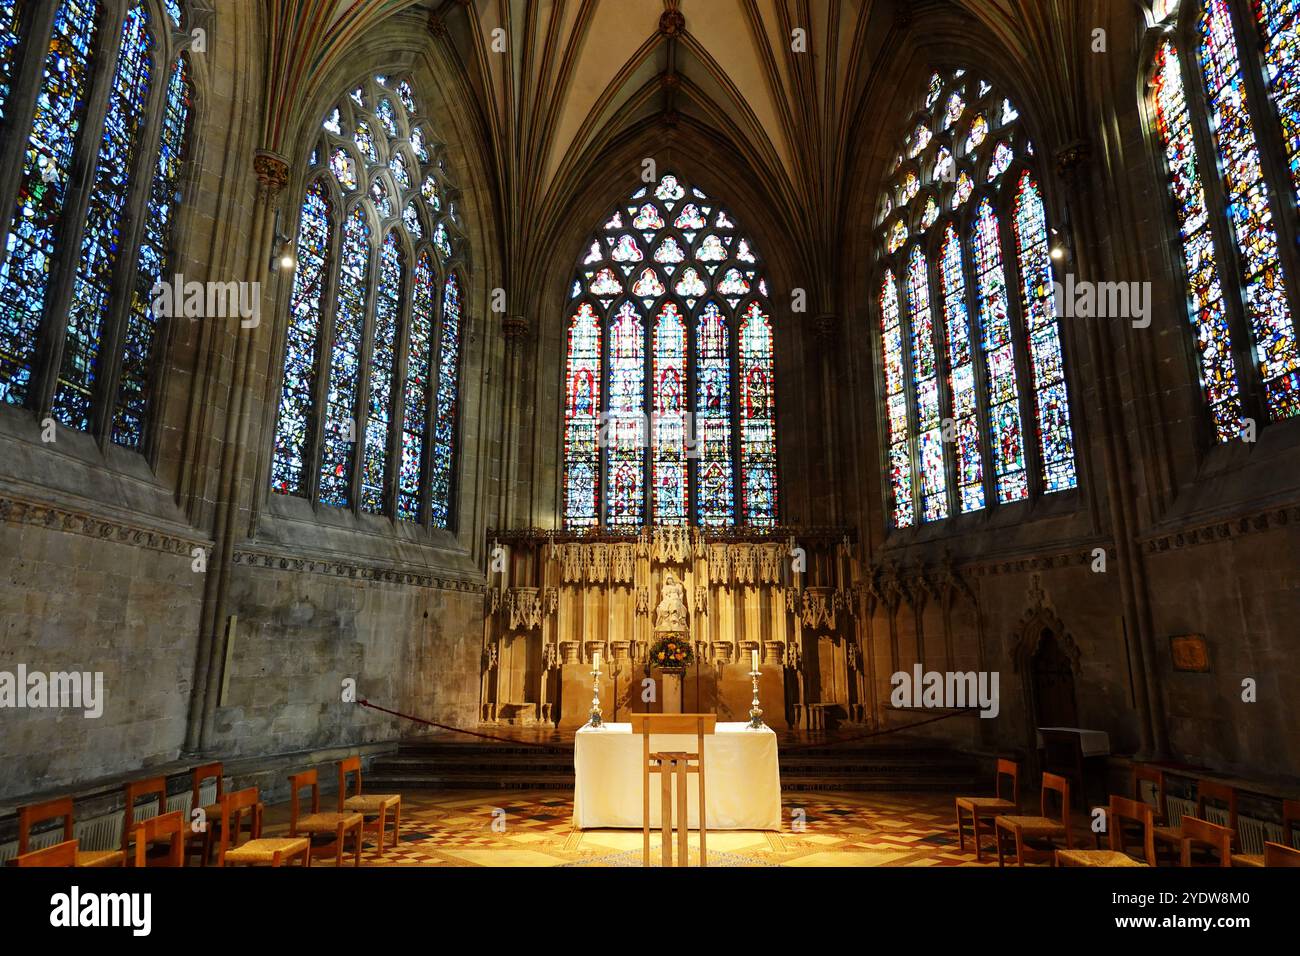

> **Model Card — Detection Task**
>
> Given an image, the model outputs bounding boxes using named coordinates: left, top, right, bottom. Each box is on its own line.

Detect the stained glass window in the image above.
left=940, top=224, right=985, bottom=513
left=906, top=247, right=948, bottom=522
left=0, top=0, right=24, bottom=122
left=561, top=173, right=777, bottom=528
left=876, top=67, right=1076, bottom=530
left=1151, top=40, right=1242, bottom=441
left=0, top=2, right=194, bottom=449
left=651, top=302, right=687, bottom=524
left=116, top=53, right=190, bottom=447
left=360, top=232, right=404, bottom=514
left=1012, top=174, right=1078, bottom=492
left=1199, top=0, right=1300, bottom=421
left=318, top=206, right=370, bottom=507
left=738, top=302, right=777, bottom=526
left=606, top=301, right=646, bottom=527
left=695, top=301, right=734, bottom=526
left=272, top=180, right=332, bottom=495
left=0, top=0, right=103, bottom=408
left=563, top=302, right=602, bottom=527
left=879, top=271, right=913, bottom=528
left=271, top=74, right=466, bottom=526
left=397, top=252, right=435, bottom=521
left=55, top=3, right=154, bottom=430
left=972, top=198, right=1029, bottom=503
left=429, top=272, right=461, bottom=528
left=1256, top=0, right=1300, bottom=207
left=1145, top=3, right=1300, bottom=437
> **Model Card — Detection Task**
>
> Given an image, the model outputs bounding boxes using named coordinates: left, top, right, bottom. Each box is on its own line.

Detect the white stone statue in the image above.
left=653, top=571, right=689, bottom=633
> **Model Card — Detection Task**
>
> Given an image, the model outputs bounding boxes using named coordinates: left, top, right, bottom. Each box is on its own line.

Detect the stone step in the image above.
left=368, top=734, right=983, bottom=793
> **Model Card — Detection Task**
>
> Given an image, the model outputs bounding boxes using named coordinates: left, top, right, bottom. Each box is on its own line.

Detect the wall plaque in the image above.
left=1170, top=634, right=1210, bottom=673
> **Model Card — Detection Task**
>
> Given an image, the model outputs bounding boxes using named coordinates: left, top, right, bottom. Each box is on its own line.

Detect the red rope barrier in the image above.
left=777, top=707, right=981, bottom=751
left=358, top=699, right=571, bottom=751
left=359, top=698, right=980, bottom=752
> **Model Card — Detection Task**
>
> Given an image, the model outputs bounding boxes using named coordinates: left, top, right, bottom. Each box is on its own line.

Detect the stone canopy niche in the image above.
left=480, top=526, right=866, bottom=729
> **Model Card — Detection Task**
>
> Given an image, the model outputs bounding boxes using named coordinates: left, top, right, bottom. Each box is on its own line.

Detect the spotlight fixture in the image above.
left=270, top=207, right=295, bottom=272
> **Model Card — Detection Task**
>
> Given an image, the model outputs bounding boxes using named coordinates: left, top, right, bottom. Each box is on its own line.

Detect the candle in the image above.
left=593, top=649, right=601, bottom=671
left=751, top=648, right=759, bottom=671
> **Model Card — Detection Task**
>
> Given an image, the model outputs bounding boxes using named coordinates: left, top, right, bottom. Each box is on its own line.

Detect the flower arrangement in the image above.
left=648, top=635, right=694, bottom=670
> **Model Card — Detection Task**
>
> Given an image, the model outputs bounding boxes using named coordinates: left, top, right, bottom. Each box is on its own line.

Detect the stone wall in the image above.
left=209, top=562, right=484, bottom=756
left=0, top=506, right=205, bottom=802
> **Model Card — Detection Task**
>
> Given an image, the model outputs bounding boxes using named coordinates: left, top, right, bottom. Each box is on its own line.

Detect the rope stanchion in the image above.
left=359, top=698, right=979, bottom=753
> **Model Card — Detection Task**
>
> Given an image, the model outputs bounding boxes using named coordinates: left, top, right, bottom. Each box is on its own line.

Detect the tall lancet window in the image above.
left=561, top=172, right=778, bottom=529
left=0, top=0, right=194, bottom=451
left=873, top=67, right=1078, bottom=530
left=1146, top=0, right=1300, bottom=439
left=270, top=74, right=468, bottom=529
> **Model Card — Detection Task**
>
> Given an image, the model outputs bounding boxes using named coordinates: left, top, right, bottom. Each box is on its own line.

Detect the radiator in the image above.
left=1165, top=795, right=1288, bottom=855
left=0, top=781, right=217, bottom=863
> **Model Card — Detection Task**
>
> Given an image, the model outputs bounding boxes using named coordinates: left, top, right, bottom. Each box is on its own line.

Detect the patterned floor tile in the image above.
left=255, top=790, right=1018, bottom=867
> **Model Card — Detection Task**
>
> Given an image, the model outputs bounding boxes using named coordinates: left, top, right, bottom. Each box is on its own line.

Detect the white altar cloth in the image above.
left=573, top=721, right=782, bottom=830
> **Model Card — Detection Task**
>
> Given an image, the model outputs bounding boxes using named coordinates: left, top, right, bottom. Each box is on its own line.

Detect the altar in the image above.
left=572, top=722, right=782, bottom=830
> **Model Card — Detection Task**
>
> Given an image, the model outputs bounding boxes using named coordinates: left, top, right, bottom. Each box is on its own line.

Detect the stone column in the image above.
left=814, top=314, right=841, bottom=524
left=187, top=150, right=287, bottom=753
left=500, top=316, right=529, bottom=528
left=1055, top=140, right=1165, bottom=759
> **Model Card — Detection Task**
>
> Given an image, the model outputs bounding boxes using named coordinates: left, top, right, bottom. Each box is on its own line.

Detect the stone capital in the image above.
left=1055, top=139, right=1092, bottom=183
left=813, top=313, right=839, bottom=345
left=254, top=150, right=290, bottom=197
left=502, top=315, right=530, bottom=342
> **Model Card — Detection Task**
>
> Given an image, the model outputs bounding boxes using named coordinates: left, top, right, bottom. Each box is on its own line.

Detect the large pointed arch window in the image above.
left=561, top=172, right=778, bottom=529
left=874, top=68, right=1078, bottom=530
left=1146, top=0, right=1300, bottom=440
left=0, top=0, right=194, bottom=450
left=270, top=73, right=468, bottom=529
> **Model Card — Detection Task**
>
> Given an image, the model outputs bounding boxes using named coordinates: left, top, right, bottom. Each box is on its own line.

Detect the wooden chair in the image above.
left=994, top=772, right=1073, bottom=866
left=1232, top=797, right=1299, bottom=867
left=14, top=840, right=79, bottom=867
left=16, top=797, right=124, bottom=868
left=1153, top=779, right=1236, bottom=863
left=1180, top=815, right=1232, bottom=867
left=1264, top=841, right=1300, bottom=867
left=122, top=777, right=168, bottom=865
left=217, top=788, right=310, bottom=867
left=955, top=759, right=1020, bottom=862
left=186, top=762, right=223, bottom=865
left=1057, top=795, right=1155, bottom=867
left=338, top=756, right=401, bottom=858
left=288, top=769, right=363, bottom=867
left=630, top=713, right=717, bottom=867
left=133, top=811, right=185, bottom=867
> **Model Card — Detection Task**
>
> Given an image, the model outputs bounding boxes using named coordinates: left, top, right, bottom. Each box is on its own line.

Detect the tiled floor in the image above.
left=258, top=790, right=1014, bottom=867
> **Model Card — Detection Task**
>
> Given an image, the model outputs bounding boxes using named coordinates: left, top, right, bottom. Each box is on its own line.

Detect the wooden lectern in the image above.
left=630, top=713, right=716, bottom=867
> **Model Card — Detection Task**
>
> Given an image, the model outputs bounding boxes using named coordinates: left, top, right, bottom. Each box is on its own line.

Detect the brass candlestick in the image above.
left=748, top=666, right=764, bottom=729
left=588, top=654, right=603, bottom=728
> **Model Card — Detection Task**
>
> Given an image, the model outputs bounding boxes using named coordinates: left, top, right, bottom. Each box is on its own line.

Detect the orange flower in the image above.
left=657, top=652, right=665, bottom=660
